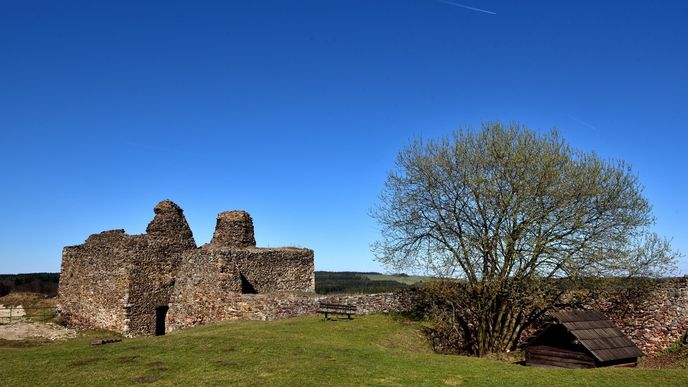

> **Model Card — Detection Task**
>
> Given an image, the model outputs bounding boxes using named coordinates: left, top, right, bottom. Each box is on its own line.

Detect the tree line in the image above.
left=0, top=273, right=59, bottom=297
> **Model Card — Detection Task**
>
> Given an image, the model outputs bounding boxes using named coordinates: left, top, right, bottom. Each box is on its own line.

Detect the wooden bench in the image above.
left=318, top=302, right=357, bottom=320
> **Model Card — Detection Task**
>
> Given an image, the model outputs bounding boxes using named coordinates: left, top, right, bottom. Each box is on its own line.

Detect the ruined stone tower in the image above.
left=58, top=200, right=314, bottom=336
left=211, top=211, right=256, bottom=248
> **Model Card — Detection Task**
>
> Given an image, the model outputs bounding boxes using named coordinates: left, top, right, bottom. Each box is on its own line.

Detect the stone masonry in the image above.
left=211, top=211, right=256, bottom=248
left=57, top=200, right=314, bottom=336
left=588, top=277, right=688, bottom=355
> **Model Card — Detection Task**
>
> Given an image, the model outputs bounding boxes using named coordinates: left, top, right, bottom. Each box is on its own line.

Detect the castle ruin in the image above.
left=57, top=200, right=314, bottom=336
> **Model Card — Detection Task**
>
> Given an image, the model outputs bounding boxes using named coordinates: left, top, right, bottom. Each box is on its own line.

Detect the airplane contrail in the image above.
left=569, top=115, right=598, bottom=130
left=436, top=0, right=497, bottom=15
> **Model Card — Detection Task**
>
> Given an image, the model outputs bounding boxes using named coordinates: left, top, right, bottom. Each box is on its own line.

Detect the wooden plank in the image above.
left=526, top=353, right=594, bottom=366
left=591, top=328, right=608, bottom=338
left=566, top=320, right=614, bottom=330
left=319, top=303, right=356, bottom=310
left=584, top=337, right=617, bottom=351
left=615, top=346, right=643, bottom=358
left=601, top=327, right=620, bottom=337
left=553, top=310, right=607, bottom=324
left=586, top=344, right=642, bottom=362
left=526, top=354, right=594, bottom=368
left=611, top=337, right=637, bottom=348
left=574, top=329, right=597, bottom=340
left=593, top=349, right=618, bottom=362
left=527, top=351, right=593, bottom=363
left=526, top=347, right=594, bottom=362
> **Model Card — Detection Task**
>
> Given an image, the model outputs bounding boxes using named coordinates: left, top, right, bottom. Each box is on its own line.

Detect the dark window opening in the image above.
left=240, top=273, right=257, bottom=294
left=155, top=306, right=169, bottom=336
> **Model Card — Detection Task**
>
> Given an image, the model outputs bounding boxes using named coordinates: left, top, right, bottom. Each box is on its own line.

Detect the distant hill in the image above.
left=0, top=272, right=60, bottom=297
left=315, top=271, right=433, bottom=294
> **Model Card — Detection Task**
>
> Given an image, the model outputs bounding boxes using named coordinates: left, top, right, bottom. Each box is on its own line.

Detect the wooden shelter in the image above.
left=525, top=310, right=643, bottom=368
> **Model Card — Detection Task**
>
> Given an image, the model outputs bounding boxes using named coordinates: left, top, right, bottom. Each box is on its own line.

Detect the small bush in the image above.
left=404, top=281, right=476, bottom=355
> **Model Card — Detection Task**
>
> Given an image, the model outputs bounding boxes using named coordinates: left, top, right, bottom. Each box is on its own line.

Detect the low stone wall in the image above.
left=167, top=292, right=404, bottom=332
left=319, top=293, right=406, bottom=314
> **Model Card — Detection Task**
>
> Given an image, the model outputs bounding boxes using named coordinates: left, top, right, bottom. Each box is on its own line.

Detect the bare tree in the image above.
left=372, top=122, right=678, bottom=356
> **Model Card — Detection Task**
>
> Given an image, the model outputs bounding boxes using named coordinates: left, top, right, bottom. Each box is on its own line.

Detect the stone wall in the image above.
left=232, top=248, right=315, bottom=293
left=58, top=200, right=198, bottom=336
left=123, top=200, right=196, bottom=336
left=58, top=230, right=142, bottom=332
left=588, top=277, right=688, bottom=355
left=167, top=248, right=243, bottom=328
left=166, top=214, right=315, bottom=328
left=167, top=292, right=404, bottom=332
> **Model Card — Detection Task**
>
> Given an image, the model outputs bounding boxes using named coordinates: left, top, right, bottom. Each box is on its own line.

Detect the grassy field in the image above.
left=314, top=271, right=411, bottom=294
left=314, top=271, right=436, bottom=294
left=362, top=273, right=435, bottom=286
left=2, top=314, right=687, bottom=386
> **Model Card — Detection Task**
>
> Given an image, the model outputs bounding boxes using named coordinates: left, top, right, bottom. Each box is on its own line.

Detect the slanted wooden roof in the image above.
left=551, top=310, right=644, bottom=363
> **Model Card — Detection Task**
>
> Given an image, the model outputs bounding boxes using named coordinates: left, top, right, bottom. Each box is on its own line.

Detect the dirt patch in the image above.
left=0, top=320, right=77, bottom=341
left=114, top=355, right=141, bottom=364
left=146, top=360, right=168, bottom=371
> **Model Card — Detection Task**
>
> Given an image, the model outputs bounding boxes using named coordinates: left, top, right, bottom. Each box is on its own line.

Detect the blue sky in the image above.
left=1, top=0, right=686, bottom=274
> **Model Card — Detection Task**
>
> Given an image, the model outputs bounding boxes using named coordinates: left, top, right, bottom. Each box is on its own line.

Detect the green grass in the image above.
left=1, top=314, right=686, bottom=386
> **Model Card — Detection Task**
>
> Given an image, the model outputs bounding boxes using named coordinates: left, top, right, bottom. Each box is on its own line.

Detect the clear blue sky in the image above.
left=1, top=0, right=686, bottom=274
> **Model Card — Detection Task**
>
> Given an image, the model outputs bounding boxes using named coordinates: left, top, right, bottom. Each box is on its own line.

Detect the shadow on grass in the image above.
left=70, top=357, right=105, bottom=367
left=132, top=375, right=160, bottom=384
